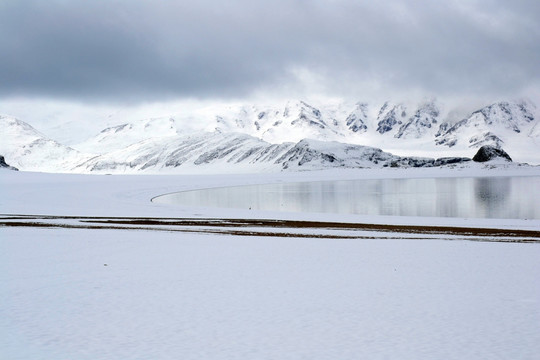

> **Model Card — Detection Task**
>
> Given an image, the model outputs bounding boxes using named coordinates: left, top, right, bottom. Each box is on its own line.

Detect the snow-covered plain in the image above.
left=2, top=165, right=540, bottom=359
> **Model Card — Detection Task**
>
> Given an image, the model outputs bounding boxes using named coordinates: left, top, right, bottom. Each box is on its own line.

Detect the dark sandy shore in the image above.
left=2, top=214, right=539, bottom=243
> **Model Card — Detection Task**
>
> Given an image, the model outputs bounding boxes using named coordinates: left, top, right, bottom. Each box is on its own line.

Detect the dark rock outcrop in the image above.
left=0, top=155, right=18, bottom=171
left=472, top=146, right=512, bottom=162
left=389, top=157, right=471, bottom=168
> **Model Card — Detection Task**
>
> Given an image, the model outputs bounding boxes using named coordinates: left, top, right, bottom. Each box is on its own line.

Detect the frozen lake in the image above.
left=154, top=176, right=540, bottom=219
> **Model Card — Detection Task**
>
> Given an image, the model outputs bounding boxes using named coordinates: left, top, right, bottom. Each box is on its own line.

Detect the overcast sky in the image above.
left=1, top=0, right=539, bottom=106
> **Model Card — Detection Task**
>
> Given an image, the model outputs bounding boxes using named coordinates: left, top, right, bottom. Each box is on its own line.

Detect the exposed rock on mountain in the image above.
left=435, top=101, right=536, bottom=149
left=73, top=132, right=293, bottom=173
left=376, top=102, right=407, bottom=134
left=345, top=103, right=368, bottom=133
left=472, top=146, right=512, bottom=162
left=390, top=157, right=471, bottom=168
left=0, top=155, right=18, bottom=170
left=72, top=132, right=473, bottom=174
left=276, top=139, right=399, bottom=170
left=203, top=100, right=342, bottom=144
left=395, top=100, right=440, bottom=139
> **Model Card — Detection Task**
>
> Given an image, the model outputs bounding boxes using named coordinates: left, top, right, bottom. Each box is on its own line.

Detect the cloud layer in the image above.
left=1, top=0, right=539, bottom=103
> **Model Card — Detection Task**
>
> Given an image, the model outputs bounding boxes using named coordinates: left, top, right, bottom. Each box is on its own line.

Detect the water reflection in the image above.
left=474, top=177, right=509, bottom=204
left=154, top=176, right=540, bottom=220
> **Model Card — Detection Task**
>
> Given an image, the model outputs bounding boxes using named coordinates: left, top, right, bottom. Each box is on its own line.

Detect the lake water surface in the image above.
left=153, top=176, right=540, bottom=219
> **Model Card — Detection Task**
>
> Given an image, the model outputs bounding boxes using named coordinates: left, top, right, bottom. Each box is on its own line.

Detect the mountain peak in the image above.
left=2, top=99, right=538, bottom=172
left=395, top=101, right=440, bottom=139
left=376, top=103, right=407, bottom=135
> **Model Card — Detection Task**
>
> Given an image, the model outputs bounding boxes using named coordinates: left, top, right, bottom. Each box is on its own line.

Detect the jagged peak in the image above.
left=282, top=100, right=321, bottom=114
left=466, top=100, right=536, bottom=132
left=345, top=103, right=368, bottom=133
left=376, top=102, right=407, bottom=135
left=394, top=101, right=441, bottom=139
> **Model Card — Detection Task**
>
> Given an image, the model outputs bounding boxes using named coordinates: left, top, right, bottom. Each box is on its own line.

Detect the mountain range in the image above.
left=1, top=99, right=538, bottom=173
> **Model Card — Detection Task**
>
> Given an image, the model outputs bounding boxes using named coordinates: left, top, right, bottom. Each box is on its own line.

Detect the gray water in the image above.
left=153, top=176, right=540, bottom=219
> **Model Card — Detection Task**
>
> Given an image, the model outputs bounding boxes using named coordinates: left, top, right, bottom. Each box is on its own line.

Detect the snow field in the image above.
left=2, top=227, right=539, bottom=360
left=1, top=167, right=539, bottom=359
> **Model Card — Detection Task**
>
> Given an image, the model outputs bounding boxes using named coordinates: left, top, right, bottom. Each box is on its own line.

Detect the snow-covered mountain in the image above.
left=74, top=132, right=291, bottom=173
left=0, top=115, right=93, bottom=172
left=206, top=100, right=342, bottom=144
left=75, top=117, right=180, bottom=154
left=0, top=115, right=471, bottom=174
left=376, top=102, right=408, bottom=135
left=73, top=132, right=410, bottom=174
left=435, top=101, right=537, bottom=149
left=395, top=100, right=440, bottom=139
left=345, top=102, right=369, bottom=133
left=199, top=99, right=538, bottom=162
left=1, top=99, right=538, bottom=173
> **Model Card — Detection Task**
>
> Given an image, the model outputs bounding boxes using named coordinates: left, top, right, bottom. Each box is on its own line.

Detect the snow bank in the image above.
left=2, top=227, right=539, bottom=360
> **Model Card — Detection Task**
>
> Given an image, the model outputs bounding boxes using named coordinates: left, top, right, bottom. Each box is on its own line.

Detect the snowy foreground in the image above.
left=2, top=165, right=540, bottom=359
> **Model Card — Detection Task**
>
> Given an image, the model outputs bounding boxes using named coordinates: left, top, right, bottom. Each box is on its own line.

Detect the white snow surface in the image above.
left=0, top=116, right=93, bottom=172
left=1, top=167, right=540, bottom=359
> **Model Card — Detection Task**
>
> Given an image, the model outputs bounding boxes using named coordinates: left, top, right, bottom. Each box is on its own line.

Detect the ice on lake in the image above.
left=154, top=176, right=540, bottom=219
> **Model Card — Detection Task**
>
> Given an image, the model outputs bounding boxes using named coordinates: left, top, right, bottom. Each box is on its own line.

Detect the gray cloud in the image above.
left=0, top=0, right=538, bottom=103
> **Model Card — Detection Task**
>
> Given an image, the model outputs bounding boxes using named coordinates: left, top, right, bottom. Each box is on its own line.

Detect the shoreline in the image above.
left=2, top=214, right=539, bottom=243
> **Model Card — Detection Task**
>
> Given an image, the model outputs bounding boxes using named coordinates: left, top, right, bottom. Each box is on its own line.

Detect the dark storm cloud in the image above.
left=0, top=0, right=539, bottom=102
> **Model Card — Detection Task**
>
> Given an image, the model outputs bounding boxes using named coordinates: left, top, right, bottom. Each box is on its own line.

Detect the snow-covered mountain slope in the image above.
left=75, top=117, right=180, bottom=154
left=435, top=101, right=539, bottom=163
left=203, top=100, right=446, bottom=142
left=73, top=132, right=290, bottom=174
left=72, top=132, right=414, bottom=174
left=2, top=99, right=539, bottom=173
left=205, top=100, right=342, bottom=144
left=3, top=116, right=402, bottom=174
left=202, top=99, right=538, bottom=163
left=0, top=115, right=93, bottom=172
left=376, top=102, right=408, bottom=135
left=395, top=100, right=440, bottom=139
left=436, top=101, right=535, bottom=146
left=344, top=102, right=369, bottom=133
left=276, top=139, right=400, bottom=171
left=67, top=99, right=539, bottom=162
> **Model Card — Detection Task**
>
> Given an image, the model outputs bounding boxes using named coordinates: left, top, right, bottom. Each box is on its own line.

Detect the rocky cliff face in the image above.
left=376, top=102, right=407, bottom=134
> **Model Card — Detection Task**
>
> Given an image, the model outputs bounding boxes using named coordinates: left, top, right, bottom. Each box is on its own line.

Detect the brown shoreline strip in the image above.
left=1, top=214, right=539, bottom=242
left=85, top=218, right=540, bottom=239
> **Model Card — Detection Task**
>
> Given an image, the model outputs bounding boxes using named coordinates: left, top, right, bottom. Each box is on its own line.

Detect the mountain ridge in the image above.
left=1, top=99, right=538, bottom=173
